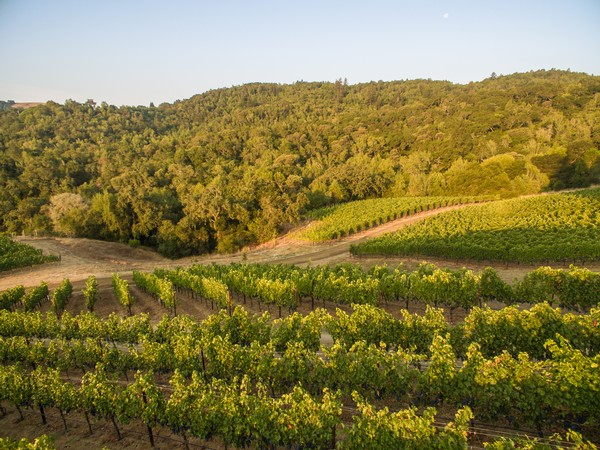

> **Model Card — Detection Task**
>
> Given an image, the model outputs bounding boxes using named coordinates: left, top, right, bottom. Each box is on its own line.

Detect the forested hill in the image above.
left=1, top=70, right=599, bottom=256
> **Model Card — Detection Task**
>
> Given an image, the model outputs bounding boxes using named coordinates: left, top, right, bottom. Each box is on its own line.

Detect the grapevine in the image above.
left=82, top=275, right=98, bottom=313
left=112, top=273, right=134, bottom=316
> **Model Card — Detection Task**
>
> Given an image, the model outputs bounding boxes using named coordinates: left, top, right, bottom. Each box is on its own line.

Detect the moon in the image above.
left=443, top=12, right=449, bottom=19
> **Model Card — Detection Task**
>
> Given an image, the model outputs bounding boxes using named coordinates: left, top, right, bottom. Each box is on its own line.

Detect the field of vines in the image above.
left=180, top=262, right=600, bottom=313
left=293, top=195, right=490, bottom=242
left=351, top=188, right=600, bottom=263
left=0, top=235, right=59, bottom=272
left=0, top=262, right=599, bottom=449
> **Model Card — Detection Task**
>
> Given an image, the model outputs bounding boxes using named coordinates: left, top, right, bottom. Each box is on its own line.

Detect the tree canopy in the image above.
left=1, top=70, right=599, bottom=256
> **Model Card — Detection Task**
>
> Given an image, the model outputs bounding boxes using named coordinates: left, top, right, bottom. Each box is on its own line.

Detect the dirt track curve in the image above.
left=1, top=201, right=598, bottom=291
left=0, top=205, right=469, bottom=290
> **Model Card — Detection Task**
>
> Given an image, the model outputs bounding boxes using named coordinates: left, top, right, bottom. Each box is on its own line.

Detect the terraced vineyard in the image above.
left=2, top=200, right=600, bottom=448
left=0, top=296, right=598, bottom=448
left=293, top=195, right=490, bottom=242
left=168, top=262, right=600, bottom=313
left=1, top=261, right=599, bottom=448
left=0, top=235, right=59, bottom=272
left=351, top=188, right=600, bottom=263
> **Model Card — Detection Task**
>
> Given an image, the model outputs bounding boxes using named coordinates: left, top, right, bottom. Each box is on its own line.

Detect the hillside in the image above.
left=1, top=69, right=599, bottom=256
left=351, top=188, right=600, bottom=263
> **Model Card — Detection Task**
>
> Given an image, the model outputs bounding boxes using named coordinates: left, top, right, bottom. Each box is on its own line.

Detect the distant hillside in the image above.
left=0, top=70, right=599, bottom=256
left=0, top=101, right=43, bottom=111
left=11, top=102, right=44, bottom=109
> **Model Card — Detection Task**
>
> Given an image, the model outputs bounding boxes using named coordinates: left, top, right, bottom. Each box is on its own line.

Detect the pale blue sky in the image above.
left=1, top=0, right=599, bottom=106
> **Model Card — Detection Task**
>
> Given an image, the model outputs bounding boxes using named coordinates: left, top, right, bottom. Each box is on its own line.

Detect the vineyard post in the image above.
left=38, top=403, right=47, bottom=425
left=58, top=407, right=67, bottom=430
left=406, top=276, right=411, bottom=310
left=182, top=431, right=190, bottom=450
left=142, top=390, right=155, bottom=447
left=110, top=414, right=122, bottom=440
left=330, top=424, right=336, bottom=449
left=84, top=410, right=93, bottom=434
left=15, top=404, right=23, bottom=421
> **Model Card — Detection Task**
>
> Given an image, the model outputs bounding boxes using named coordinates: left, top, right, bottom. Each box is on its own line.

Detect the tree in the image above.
left=44, top=193, right=89, bottom=236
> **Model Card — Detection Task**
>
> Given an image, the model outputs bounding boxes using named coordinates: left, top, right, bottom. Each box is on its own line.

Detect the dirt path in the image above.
left=264, top=205, right=474, bottom=265
left=2, top=200, right=599, bottom=291
left=0, top=237, right=173, bottom=291
left=1, top=206, right=466, bottom=290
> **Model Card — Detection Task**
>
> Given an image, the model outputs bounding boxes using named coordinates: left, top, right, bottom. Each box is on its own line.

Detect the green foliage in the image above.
left=0, top=235, right=58, bottom=271
left=133, top=271, right=176, bottom=315
left=185, top=261, right=600, bottom=313
left=419, top=334, right=456, bottom=401
left=188, top=264, right=301, bottom=309
left=352, top=189, right=600, bottom=263
left=158, top=268, right=230, bottom=310
left=0, top=285, right=26, bottom=311
left=0, top=435, right=56, bottom=450
left=341, top=397, right=472, bottom=449
left=484, top=431, right=598, bottom=449
left=295, top=195, right=487, bottom=241
left=0, top=301, right=599, bottom=445
left=82, top=275, right=98, bottom=312
left=0, top=100, right=16, bottom=111
left=22, top=282, right=49, bottom=312
left=50, top=278, right=72, bottom=316
left=452, top=337, right=600, bottom=429
left=112, top=273, right=133, bottom=315
left=1, top=70, right=599, bottom=255
left=515, top=265, right=600, bottom=311
left=457, top=302, right=600, bottom=359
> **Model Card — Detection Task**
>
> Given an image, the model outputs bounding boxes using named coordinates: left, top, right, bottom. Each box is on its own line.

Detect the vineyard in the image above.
left=351, top=188, right=600, bottom=263
left=0, top=261, right=599, bottom=449
left=292, top=195, right=490, bottom=242
left=0, top=235, right=59, bottom=272
left=176, top=262, right=600, bottom=313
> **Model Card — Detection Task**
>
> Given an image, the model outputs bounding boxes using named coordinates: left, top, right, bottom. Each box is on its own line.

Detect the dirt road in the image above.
left=0, top=205, right=467, bottom=290
left=0, top=237, right=172, bottom=290
left=268, top=204, right=472, bottom=265
left=1, top=202, right=598, bottom=291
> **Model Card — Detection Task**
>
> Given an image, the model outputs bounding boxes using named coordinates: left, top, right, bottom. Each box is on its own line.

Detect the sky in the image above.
left=0, top=0, right=599, bottom=106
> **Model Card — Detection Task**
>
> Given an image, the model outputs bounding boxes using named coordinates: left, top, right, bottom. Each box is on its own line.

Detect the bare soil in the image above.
left=0, top=237, right=171, bottom=291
